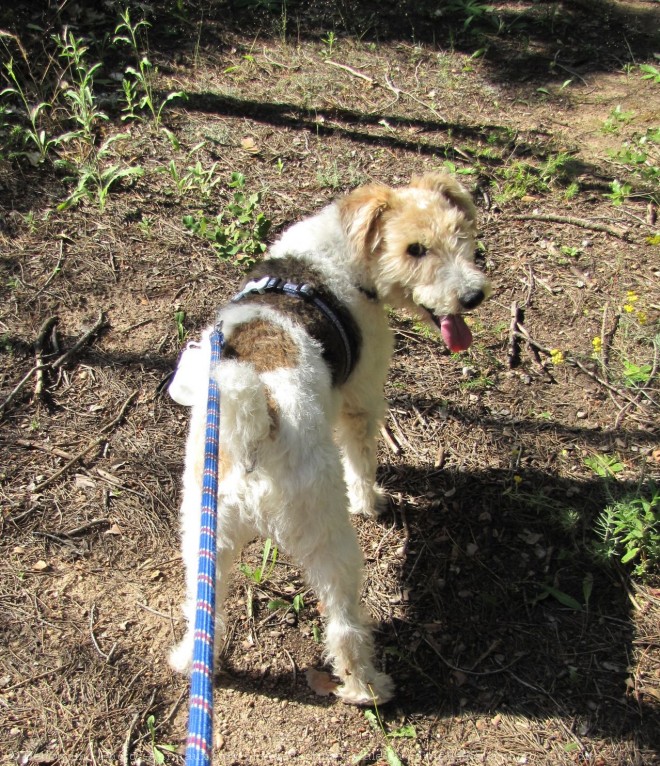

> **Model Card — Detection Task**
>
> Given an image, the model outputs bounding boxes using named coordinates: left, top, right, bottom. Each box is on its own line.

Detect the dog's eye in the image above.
left=407, top=243, right=428, bottom=258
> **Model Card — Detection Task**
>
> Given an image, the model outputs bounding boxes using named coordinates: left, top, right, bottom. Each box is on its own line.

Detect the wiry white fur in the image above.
left=169, top=173, right=490, bottom=706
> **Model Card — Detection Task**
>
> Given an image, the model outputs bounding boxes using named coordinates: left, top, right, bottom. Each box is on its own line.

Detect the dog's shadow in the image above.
left=214, top=458, right=659, bottom=752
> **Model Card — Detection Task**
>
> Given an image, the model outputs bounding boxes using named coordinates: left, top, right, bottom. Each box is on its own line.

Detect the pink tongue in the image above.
left=440, top=314, right=473, bottom=352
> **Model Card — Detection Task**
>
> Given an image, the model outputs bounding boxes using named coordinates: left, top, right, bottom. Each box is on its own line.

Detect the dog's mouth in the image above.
left=424, top=309, right=473, bottom=352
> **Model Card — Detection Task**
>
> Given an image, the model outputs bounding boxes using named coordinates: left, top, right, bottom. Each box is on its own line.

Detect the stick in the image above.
left=380, top=423, right=401, bottom=455
left=13, top=437, right=73, bottom=460
left=52, top=311, right=105, bottom=370
left=34, top=316, right=58, bottom=398
left=509, top=213, right=629, bottom=240
left=33, top=391, right=138, bottom=491
left=325, top=59, right=376, bottom=84
left=508, top=301, right=523, bottom=368
left=0, top=364, right=39, bottom=415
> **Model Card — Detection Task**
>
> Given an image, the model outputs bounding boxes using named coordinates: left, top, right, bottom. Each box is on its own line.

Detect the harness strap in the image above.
left=231, top=275, right=357, bottom=385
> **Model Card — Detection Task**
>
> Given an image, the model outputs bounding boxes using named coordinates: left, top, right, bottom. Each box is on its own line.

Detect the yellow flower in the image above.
left=592, top=336, right=602, bottom=353
left=513, top=474, right=522, bottom=485
left=636, top=310, right=648, bottom=325
left=550, top=348, right=564, bottom=365
left=623, top=304, right=635, bottom=313
left=626, top=291, right=639, bottom=303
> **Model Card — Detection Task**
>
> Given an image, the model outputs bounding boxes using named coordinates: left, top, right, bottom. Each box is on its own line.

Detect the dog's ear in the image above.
left=411, top=172, right=477, bottom=224
left=339, top=184, right=392, bottom=257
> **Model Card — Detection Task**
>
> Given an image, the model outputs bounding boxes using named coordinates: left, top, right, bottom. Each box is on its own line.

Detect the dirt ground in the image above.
left=1, top=2, right=659, bottom=765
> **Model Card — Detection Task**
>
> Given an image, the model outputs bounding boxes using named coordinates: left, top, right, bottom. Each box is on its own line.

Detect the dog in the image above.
left=167, top=172, right=490, bottom=705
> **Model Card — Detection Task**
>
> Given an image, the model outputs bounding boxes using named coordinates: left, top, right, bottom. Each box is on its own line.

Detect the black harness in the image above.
left=231, top=271, right=361, bottom=386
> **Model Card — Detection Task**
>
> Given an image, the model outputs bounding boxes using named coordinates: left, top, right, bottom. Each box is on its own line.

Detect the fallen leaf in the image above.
left=32, top=560, right=51, bottom=572
left=105, top=524, right=122, bottom=536
left=240, top=137, right=260, bottom=154
left=306, top=668, right=338, bottom=697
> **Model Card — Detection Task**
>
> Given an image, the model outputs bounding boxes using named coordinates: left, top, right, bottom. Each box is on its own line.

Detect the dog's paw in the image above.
left=349, top=483, right=389, bottom=518
left=336, top=671, right=395, bottom=706
left=169, top=637, right=193, bottom=675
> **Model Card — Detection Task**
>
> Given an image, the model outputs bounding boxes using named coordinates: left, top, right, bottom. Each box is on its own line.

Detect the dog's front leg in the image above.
left=337, top=406, right=388, bottom=517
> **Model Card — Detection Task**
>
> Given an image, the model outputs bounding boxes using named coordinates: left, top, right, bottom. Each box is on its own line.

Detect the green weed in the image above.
left=604, top=179, right=632, bottom=206
left=174, top=308, right=186, bottom=344
left=362, top=702, right=416, bottom=766
left=146, top=714, right=176, bottom=765
left=56, top=31, right=108, bottom=145
left=56, top=133, right=144, bottom=212
left=114, top=8, right=185, bottom=127
left=183, top=172, right=271, bottom=267
left=593, top=483, right=660, bottom=578
left=639, top=63, right=660, bottom=84
left=0, top=52, right=66, bottom=164
left=240, top=538, right=278, bottom=586
left=602, top=105, right=635, bottom=135
left=584, top=453, right=625, bottom=479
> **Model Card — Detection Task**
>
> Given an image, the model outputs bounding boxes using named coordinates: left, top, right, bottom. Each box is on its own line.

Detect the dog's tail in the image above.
left=169, top=334, right=272, bottom=468
left=216, top=360, right=272, bottom=466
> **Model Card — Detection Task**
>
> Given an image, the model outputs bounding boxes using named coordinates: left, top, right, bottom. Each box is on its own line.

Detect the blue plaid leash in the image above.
left=185, top=324, right=225, bottom=766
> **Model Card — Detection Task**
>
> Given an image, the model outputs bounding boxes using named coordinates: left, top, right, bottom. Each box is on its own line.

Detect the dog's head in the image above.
left=339, top=172, right=491, bottom=352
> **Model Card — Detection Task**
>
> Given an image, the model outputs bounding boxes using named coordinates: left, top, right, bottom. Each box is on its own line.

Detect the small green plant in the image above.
left=316, top=160, right=343, bottom=190
left=0, top=54, right=65, bottom=164
left=56, top=31, right=108, bottom=145
left=162, top=156, right=222, bottom=198
left=240, top=538, right=278, bottom=586
left=584, top=453, right=625, bottom=478
left=174, top=307, right=186, bottom=344
left=602, top=105, right=635, bottom=134
left=57, top=133, right=144, bottom=212
left=594, top=483, right=660, bottom=578
left=183, top=172, right=271, bottom=267
left=604, top=179, right=632, bottom=206
left=361, top=702, right=416, bottom=766
left=320, top=31, right=337, bottom=57
left=114, top=9, right=185, bottom=127
left=639, top=63, right=660, bottom=84
left=146, top=714, right=176, bottom=765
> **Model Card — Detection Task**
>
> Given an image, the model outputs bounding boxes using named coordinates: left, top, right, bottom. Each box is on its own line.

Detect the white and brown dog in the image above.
left=168, top=173, right=490, bottom=705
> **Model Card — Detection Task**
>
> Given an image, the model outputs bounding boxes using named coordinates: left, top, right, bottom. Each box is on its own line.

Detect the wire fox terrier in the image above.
left=168, top=172, right=490, bottom=705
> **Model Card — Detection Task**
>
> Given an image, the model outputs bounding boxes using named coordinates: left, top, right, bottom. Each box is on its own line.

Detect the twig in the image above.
left=380, top=422, right=401, bottom=455
left=0, top=364, right=39, bottom=416
left=66, top=519, right=112, bottom=537
left=0, top=312, right=105, bottom=416
left=509, top=213, right=629, bottom=240
left=424, top=635, right=524, bottom=676
left=122, top=689, right=156, bottom=766
left=33, top=391, right=138, bottom=491
left=34, top=316, right=58, bottom=398
left=508, top=301, right=523, bottom=368
left=325, top=59, right=375, bottom=84
left=89, top=603, right=115, bottom=662
left=52, top=311, right=105, bottom=370
left=13, top=438, right=74, bottom=460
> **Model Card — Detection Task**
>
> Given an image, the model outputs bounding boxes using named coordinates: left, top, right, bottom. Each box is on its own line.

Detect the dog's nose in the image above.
left=458, top=288, right=485, bottom=310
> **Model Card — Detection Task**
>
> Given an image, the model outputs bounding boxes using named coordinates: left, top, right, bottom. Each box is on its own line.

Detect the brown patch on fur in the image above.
left=410, top=172, right=477, bottom=224
left=238, top=257, right=362, bottom=387
left=224, top=319, right=298, bottom=373
left=338, top=184, right=392, bottom=259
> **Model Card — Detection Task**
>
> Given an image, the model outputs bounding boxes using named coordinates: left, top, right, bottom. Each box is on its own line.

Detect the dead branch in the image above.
left=52, top=310, right=105, bottom=370
left=34, top=316, right=58, bottom=399
left=325, top=59, right=376, bottom=84
left=509, top=213, right=629, bottom=240
left=508, top=301, right=523, bottom=368
left=33, top=391, right=138, bottom=492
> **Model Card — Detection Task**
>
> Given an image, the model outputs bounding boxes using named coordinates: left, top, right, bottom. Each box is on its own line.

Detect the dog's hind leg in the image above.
left=290, top=474, right=394, bottom=704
